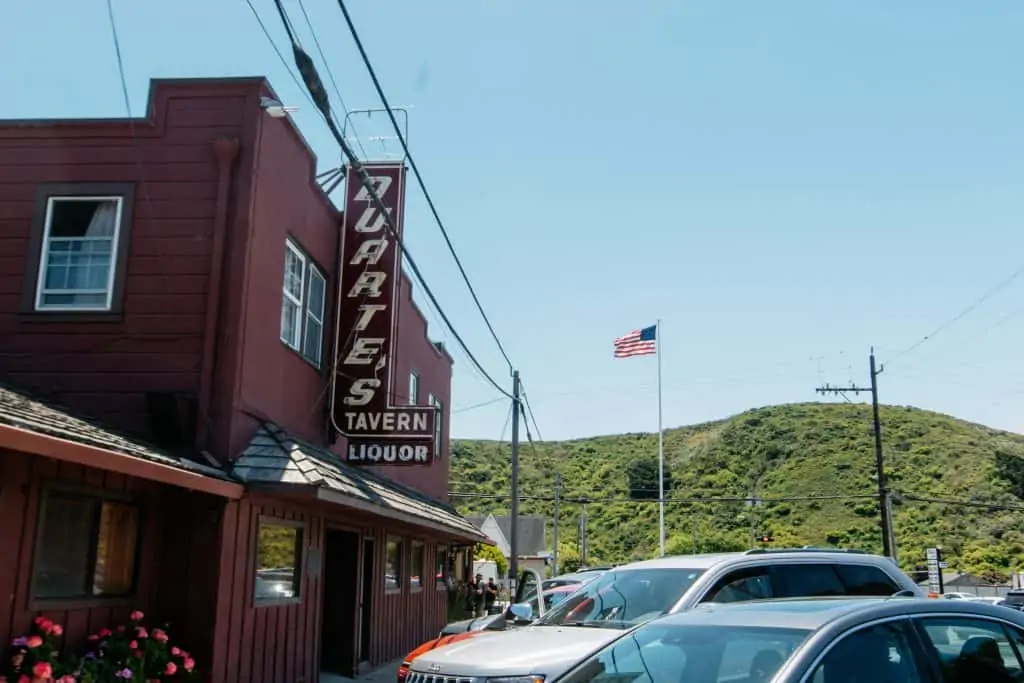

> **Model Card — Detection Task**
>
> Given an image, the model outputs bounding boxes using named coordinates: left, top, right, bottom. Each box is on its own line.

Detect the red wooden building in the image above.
left=0, top=77, right=486, bottom=683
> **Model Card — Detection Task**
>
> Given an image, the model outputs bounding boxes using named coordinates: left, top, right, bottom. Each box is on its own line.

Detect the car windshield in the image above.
left=534, top=568, right=706, bottom=629
left=560, top=622, right=811, bottom=683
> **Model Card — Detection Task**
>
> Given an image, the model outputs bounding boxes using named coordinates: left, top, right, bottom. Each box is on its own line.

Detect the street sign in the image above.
left=925, top=547, right=944, bottom=595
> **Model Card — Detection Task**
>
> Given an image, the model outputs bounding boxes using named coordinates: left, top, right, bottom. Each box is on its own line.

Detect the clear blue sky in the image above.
left=5, top=1, right=1024, bottom=441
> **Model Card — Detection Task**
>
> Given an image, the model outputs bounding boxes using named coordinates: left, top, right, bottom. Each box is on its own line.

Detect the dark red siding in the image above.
left=0, top=449, right=221, bottom=662
left=0, top=82, right=266, bottom=447
left=209, top=493, right=454, bottom=683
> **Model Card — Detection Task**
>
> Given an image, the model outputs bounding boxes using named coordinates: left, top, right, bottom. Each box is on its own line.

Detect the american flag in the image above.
left=614, top=325, right=657, bottom=358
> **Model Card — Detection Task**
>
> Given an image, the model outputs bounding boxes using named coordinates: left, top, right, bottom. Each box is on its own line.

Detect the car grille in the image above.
left=407, top=673, right=476, bottom=683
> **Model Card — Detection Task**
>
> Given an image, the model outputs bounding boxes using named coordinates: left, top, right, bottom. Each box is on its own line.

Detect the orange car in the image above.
left=396, top=630, right=500, bottom=682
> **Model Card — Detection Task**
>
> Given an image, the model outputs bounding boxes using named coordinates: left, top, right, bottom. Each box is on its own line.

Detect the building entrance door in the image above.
left=320, top=528, right=360, bottom=677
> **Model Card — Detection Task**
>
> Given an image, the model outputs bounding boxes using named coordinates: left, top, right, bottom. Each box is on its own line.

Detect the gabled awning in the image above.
left=232, top=422, right=489, bottom=543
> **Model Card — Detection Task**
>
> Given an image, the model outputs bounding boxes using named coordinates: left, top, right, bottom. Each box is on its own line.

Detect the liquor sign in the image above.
left=925, top=547, right=944, bottom=595
left=330, top=162, right=436, bottom=465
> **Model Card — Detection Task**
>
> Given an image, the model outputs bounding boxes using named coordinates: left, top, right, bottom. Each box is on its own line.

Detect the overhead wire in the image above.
left=268, top=0, right=513, bottom=400
left=294, top=0, right=369, bottom=161
left=332, top=0, right=514, bottom=371
left=887, top=262, right=1024, bottom=366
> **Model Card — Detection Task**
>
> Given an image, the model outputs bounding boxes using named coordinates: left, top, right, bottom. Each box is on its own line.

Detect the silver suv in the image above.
left=408, top=548, right=923, bottom=683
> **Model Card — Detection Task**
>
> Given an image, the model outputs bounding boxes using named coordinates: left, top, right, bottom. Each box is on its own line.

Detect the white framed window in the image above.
left=303, top=265, right=326, bottom=367
left=428, top=393, right=443, bottom=458
left=280, top=240, right=306, bottom=351
left=280, top=239, right=327, bottom=368
left=35, top=196, right=124, bottom=311
left=408, top=372, right=419, bottom=405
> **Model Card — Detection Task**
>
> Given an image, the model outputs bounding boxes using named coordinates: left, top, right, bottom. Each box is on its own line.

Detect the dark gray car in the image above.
left=556, top=596, right=1024, bottom=683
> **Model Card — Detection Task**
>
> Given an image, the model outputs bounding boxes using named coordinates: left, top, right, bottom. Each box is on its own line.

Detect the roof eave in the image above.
left=0, top=423, right=244, bottom=500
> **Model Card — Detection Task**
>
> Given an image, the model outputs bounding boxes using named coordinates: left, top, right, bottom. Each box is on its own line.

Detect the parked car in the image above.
left=555, top=596, right=1024, bottom=683
left=543, top=570, right=609, bottom=591
left=405, top=548, right=924, bottom=683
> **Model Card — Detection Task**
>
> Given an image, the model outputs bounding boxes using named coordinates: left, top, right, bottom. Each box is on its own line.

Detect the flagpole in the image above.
left=656, top=318, right=665, bottom=557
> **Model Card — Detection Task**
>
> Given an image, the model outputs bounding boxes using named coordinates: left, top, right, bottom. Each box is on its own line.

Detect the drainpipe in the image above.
left=196, top=138, right=240, bottom=453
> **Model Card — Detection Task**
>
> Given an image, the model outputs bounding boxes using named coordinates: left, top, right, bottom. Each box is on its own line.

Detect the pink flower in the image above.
left=87, top=634, right=99, bottom=642
left=51, top=625, right=63, bottom=637
left=18, top=675, right=30, bottom=683
left=151, top=629, right=168, bottom=643
left=183, top=658, right=195, bottom=673
left=98, top=629, right=112, bottom=638
left=135, top=627, right=148, bottom=639
left=164, top=663, right=177, bottom=676
left=129, top=640, right=138, bottom=650
left=32, top=662, right=51, bottom=680
left=25, top=635, right=43, bottom=649
left=170, top=647, right=182, bottom=657
left=129, top=611, right=144, bottom=622
left=58, top=676, right=75, bottom=683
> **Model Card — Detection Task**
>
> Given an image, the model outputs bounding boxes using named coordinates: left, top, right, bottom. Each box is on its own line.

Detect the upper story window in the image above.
left=408, top=371, right=419, bottom=405
left=428, top=393, right=443, bottom=458
left=279, top=238, right=327, bottom=368
left=24, top=183, right=136, bottom=315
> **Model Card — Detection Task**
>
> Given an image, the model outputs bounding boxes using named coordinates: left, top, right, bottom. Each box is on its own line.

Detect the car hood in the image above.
left=440, top=614, right=507, bottom=635
left=410, top=626, right=621, bottom=678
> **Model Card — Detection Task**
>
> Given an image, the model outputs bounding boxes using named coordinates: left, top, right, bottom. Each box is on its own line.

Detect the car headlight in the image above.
left=487, top=676, right=545, bottom=683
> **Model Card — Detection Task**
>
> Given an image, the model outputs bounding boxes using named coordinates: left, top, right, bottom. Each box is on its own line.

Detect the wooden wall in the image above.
left=210, top=493, right=454, bottom=683
left=0, top=449, right=220, bottom=660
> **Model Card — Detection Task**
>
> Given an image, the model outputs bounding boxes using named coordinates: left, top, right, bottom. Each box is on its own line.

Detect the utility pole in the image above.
left=815, top=347, right=896, bottom=560
left=509, top=371, right=521, bottom=595
left=579, top=500, right=588, bottom=567
left=552, top=473, right=561, bottom=576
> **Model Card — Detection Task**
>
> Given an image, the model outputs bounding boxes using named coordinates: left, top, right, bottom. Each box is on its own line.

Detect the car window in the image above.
left=832, top=564, right=900, bottom=596
left=559, top=624, right=809, bottom=683
left=703, top=567, right=774, bottom=604
left=772, top=564, right=847, bottom=598
left=808, top=621, right=924, bottom=683
left=917, top=617, right=1023, bottom=682
left=535, top=568, right=705, bottom=628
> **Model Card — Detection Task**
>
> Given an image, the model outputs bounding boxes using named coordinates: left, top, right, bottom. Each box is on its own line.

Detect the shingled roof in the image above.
left=0, top=383, right=235, bottom=483
left=233, top=422, right=487, bottom=542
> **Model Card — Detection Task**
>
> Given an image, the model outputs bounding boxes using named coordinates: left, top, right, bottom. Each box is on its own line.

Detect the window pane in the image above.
left=255, top=523, right=302, bottom=600
left=411, top=542, right=424, bottom=589
left=705, top=568, right=773, bottom=603
left=919, top=617, right=1023, bottom=681
left=307, top=269, right=325, bottom=321
left=33, top=493, right=96, bottom=599
left=40, top=292, right=108, bottom=308
left=436, top=545, right=448, bottom=586
left=810, top=622, right=923, bottom=683
left=48, top=198, right=119, bottom=238
left=561, top=624, right=809, bottom=683
left=834, top=564, right=899, bottom=596
left=93, top=501, right=139, bottom=595
left=283, top=246, right=305, bottom=299
left=280, top=297, right=301, bottom=349
left=773, top=564, right=846, bottom=598
left=385, top=536, right=403, bottom=590
left=408, top=373, right=418, bottom=405
left=302, top=318, right=323, bottom=364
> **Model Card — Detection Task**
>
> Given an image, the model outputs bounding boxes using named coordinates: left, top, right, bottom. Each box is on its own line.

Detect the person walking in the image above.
left=467, top=573, right=486, bottom=617
left=484, top=577, right=499, bottom=614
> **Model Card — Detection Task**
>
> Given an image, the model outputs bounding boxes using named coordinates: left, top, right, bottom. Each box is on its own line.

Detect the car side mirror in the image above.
left=509, top=603, right=533, bottom=623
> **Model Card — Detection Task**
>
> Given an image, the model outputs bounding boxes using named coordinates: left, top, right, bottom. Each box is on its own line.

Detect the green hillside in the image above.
left=450, top=402, right=1024, bottom=581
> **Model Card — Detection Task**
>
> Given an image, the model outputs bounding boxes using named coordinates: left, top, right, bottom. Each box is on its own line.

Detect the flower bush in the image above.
left=0, top=616, right=76, bottom=683
left=1, top=612, right=197, bottom=683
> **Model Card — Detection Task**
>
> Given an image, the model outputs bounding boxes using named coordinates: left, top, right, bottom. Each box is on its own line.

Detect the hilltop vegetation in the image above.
left=450, top=402, right=1024, bottom=581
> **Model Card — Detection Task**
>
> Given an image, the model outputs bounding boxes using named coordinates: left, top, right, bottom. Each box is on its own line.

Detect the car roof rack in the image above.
left=744, top=546, right=868, bottom=555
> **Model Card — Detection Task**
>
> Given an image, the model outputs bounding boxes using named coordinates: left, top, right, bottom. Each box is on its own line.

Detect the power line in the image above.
left=887, top=263, right=1024, bottom=366
left=267, top=0, right=512, bottom=400
left=898, top=493, right=1024, bottom=512
left=332, top=0, right=514, bottom=370
left=294, top=0, right=369, bottom=161
left=452, top=396, right=506, bottom=414
left=448, top=491, right=879, bottom=505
